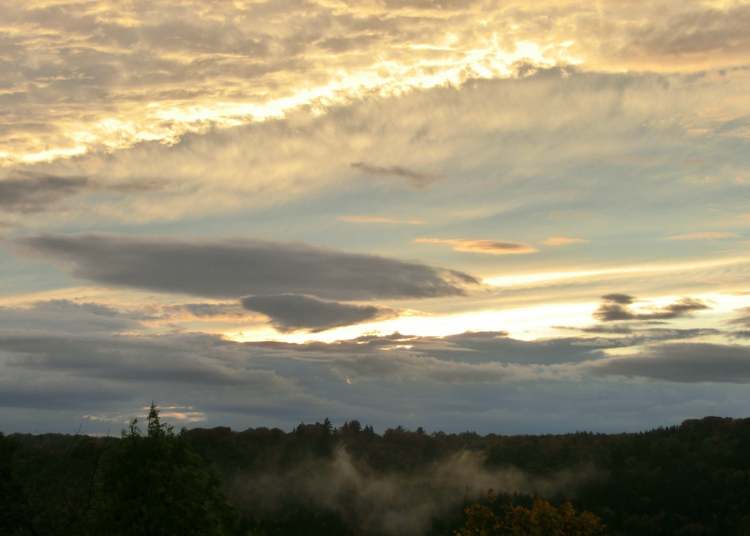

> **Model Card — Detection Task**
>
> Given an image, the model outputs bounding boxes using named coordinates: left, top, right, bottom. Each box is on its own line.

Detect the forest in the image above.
left=2, top=408, right=750, bottom=535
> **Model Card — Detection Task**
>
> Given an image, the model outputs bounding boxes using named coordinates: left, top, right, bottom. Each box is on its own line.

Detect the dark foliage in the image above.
left=0, top=433, right=36, bottom=536
left=456, top=493, right=606, bottom=535
left=3, top=415, right=750, bottom=535
left=87, top=403, right=236, bottom=535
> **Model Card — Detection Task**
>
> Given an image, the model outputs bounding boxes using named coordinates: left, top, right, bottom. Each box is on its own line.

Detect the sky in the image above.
left=3, top=0, right=750, bottom=434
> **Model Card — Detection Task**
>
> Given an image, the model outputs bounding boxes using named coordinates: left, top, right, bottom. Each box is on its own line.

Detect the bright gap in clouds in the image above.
left=483, top=257, right=750, bottom=288
left=228, top=291, right=746, bottom=345
left=228, top=300, right=597, bottom=344
left=232, top=292, right=750, bottom=343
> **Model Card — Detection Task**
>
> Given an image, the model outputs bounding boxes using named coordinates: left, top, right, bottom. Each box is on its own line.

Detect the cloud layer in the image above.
left=3, top=0, right=750, bottom=169
left=595, top=343, right=750, bottom=383
left=17, top=234, right=478, bottom=301
left=2, top=296, right=750, bottom=434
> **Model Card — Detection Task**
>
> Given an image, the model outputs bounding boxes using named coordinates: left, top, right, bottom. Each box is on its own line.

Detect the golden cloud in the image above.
left=542, top=236, right=588, bottom=247
left=415, top=238, right=537, bottom=255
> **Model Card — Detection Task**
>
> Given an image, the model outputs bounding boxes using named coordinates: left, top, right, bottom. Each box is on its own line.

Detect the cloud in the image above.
left=667, top=232, right=738, bottom=240
left=1, top=296, right=749, bottom=434
left=0, top=378, right=131, bottom=411
left=593, top=343, right=750, bottom=383
left=0, top=175, right=87, bottom=212
left=565, top=324, right=722, bottom=346
left=593, top=294, right=709, bottom=322
left=7, top=66, right=749, bottom=225
left=351, top=162, right=440, bottom=188
left=729, top=307, right=750, bottom=328
left=425, top=331, right=610, bottom=365
left=241, top=294, right=394, bottom=332
left=2, top=0, right=750, bottom=177
left=0, top=334, right=250, bottom=386
left=415, top=238, right=537, bottom=255
left=542, top=236, right=588, bottom=246
left=0, top=299, right=144, bottom=335
left=614, top=3, right=750, bottom=68
left=174, top=303, right=249, bottom=319
left=250, top=330, right=610, bottom=367
left=337, top=215, right=424, bottom=225
left=16, top=234, right=479, bottom=300
left=601, top=293, right=635, bottom=305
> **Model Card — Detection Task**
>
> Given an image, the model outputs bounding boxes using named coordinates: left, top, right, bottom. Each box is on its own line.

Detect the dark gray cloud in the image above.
left=0, top=299, right=145, bottom=335
left=573, top=324, right=720, bottom=345
left=0, top=334, right=242, bottom=386
left=351, top=161, right=439, bottom=188
left=593, top=343, right=750, bottom=383
left=601, top=293, right=635, bottom=305
left=241, top=294, right=393, bottom=332
left=0, top=173, right=171, bottom=217
left=593, top=294, right=708, bottom=322
left=2, top=298, right=750, bottom=433
left=246, top=330, right=610, bottom=366
left=17, top=234, right=477, bottom=301
left=0, top=379, right=130, bottom=410
left=425, top=331, right=610, bottom=365
left=0, top=175, right=87, bottom=212
left=177, top=303, right=248, bottom=318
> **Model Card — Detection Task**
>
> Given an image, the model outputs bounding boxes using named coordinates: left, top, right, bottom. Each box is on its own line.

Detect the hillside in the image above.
left=3, top=415, right=750, bottom=535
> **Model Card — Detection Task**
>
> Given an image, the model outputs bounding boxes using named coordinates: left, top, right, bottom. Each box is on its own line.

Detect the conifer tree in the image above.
left=88, top=403, right=235, bottom=535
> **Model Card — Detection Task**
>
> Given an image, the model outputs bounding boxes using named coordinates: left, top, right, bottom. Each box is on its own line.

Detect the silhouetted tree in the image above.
left=87, top=403, right=235, bottom=535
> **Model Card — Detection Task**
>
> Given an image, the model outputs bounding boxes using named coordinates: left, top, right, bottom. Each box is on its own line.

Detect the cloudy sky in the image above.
left=3, top=0, right=750, bottom=434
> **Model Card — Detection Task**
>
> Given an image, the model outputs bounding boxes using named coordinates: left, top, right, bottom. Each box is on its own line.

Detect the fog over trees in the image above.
left=3, top=408, right=750, bottom=535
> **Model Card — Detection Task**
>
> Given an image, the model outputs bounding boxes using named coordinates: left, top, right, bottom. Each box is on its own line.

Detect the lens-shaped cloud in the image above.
left=17, top=234, right=479, bottom=301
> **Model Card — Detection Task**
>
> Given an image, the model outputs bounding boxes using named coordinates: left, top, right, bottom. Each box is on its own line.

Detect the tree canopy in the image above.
left=87, top=403, right=235, bottom=535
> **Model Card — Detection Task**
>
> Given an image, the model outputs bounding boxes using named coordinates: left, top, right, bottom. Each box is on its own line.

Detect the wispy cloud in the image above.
left=542, top=236, right=588, bottom=247
left=0, top=175, right=87, bottom=213
left=593, top=294, right=709, bottom=322
left=351, top=162, right=440, bottom=188
left=337, top=215, right=425, bottom=225
left=668, top=232, right=738, bottom=241
left=415, top=238, right=537, bottom=255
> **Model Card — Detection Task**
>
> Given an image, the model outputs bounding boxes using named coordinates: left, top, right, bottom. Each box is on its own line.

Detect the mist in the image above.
left=229, top=447, right=598, bottom=534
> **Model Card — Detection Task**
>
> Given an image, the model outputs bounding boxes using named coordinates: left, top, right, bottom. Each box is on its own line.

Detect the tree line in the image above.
left=3, top=409, right=750, bottom=534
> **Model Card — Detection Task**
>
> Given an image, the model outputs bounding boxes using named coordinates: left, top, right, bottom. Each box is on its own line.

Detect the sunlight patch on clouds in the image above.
left=484, top=257, right=750, bottom=289
left=229, top=301, right=597, bottom=344
left=227, top=291, right=750, bottom=348
left=0, top=37, right=576, bottom=168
